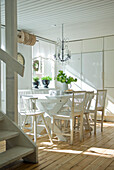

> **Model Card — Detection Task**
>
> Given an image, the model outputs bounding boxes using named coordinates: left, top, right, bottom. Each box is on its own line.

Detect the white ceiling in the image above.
left=1, top=0, right=114, bottom=41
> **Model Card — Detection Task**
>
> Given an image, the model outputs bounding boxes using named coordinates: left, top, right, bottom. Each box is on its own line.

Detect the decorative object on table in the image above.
left=49, top=90, right=62, bottom=96
left=54, top=24, right=71, bottom=63
left=17, top=53, right=25, bottom=65
left=33, top=77, right=40, bottom=88
left=41, top=76, right=52, bottom=88
left=55, top=70, right=77, bottom=91
left=33, top=60, right=39, bottom=71
left=65, top=89, right=73, bottom=94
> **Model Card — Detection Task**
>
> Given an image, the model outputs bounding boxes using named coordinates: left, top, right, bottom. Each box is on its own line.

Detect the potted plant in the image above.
left=33, top=77, right=40, bottom=88
left=55, top=70, right=77, bottom=91
left=41, top=76, right=52, bottom=88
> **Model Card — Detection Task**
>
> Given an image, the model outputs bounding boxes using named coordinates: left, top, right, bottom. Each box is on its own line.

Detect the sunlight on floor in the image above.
left=39, top=144, right=114, bottom=158
left=39, top=148, right=83, bottom=154
left=83, top=147, right=114, bottom=158
left=103, top=123, right=114, bottom=127
left=39, top=142, right=56, bottom=146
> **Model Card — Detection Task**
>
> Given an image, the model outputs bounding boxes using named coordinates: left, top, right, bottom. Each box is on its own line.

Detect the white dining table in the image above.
left=21, top=93, right=72, bottom=141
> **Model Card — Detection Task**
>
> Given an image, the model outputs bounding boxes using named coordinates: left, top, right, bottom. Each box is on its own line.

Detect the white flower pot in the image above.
left=62, top=83, right=68, bottom=91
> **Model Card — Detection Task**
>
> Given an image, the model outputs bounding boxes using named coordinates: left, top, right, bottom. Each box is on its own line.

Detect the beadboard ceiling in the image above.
left=1, top=0, right=114, bottom=41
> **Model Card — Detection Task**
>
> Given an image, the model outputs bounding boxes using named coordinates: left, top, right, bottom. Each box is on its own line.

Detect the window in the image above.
left=32, top=40, right=55, bottom=88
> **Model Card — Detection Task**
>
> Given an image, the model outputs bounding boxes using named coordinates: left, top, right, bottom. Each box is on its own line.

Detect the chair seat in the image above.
left=55, top=109, right=82, bottom=119
left=20, top=110, right=45, bottom=116
left=53, top=114, right=70, bottom=120
left=97, top=107, right=103, bottom=111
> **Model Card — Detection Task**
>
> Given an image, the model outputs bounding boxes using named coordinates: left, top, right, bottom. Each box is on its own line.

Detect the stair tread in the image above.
left=0, top=116, right=4, bottom=121
left=0, top=146, right=34, bottom=168
left=0, top=130, right=19, bottom=141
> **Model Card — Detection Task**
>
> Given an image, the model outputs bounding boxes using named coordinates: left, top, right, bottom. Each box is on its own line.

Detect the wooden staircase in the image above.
left=0, top=111, right=38, bottom=169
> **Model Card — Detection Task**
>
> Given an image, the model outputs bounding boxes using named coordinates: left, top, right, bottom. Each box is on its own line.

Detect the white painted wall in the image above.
left=56, top=35, right=114, bottom=121
left=104, top=36, right=114, bottom=121
left=18, top=43, right=32, bottom=90
left=18, top=40, right=55, bottom=90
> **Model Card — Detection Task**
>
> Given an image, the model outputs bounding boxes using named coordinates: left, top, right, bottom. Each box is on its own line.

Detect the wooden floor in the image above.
left=1, top=122, right=114, bottom=170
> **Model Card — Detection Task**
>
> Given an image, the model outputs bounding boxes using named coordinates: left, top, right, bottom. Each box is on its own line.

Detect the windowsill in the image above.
left=32, top=87, right=55, bottom=90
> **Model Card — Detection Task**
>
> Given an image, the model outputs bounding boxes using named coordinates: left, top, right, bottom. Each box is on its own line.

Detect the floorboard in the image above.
left=0, top=122, right=114, bottom=170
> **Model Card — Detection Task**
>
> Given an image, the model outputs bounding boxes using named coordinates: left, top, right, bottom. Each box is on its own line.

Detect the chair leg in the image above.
left=52, top=117, right=54, bottom=136
left=101, top=110, right=104, bottom=132
left=77, top=117, right=80, bottom=130
left=33, top=116, right=37, bottom=143
left=94, top=111, right=97, bottom=135
left=51, top=117, right=54, bottom=137
left=41, top=114, right=53, bottom=144
left=70, top=118, right=74, bottom=145
left=85, top=114, right=91, bottom=135
left=74, top=116, right=76, bottom=130
left=22, top=115, right=28, bottom=129
left=79, top=114, right=84, bottom=141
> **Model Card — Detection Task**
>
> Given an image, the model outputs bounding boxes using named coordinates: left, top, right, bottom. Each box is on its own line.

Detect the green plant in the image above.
left=56, top=70, right=77, bottom=84
left=41, top=76, right=52, bottom=81
left=33, top=77, right=39, bottom=82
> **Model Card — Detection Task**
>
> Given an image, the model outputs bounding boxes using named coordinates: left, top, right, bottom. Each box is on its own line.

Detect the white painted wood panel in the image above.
left=66, top=54, right=82, bottom=90
left=105, top=88, right=114, bottom=120
left=104, top=36, right=114, bottom=50
left=82, top=38, right=103, bottom=52
left=106, top=88, right=114, bottom=101
left=104, top=51, right=114, bottom=87
left=82, top=52, right=103, bottom=90
left=69, top=41, right=82, bottom=54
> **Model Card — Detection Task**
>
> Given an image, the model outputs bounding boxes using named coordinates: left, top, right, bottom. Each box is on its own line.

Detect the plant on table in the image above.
left=55, top=70, right=77, bottom=91
left=56, top=70, right=77, bottom=84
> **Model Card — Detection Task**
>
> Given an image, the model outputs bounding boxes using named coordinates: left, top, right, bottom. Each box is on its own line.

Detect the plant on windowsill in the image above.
left=55, top=70, right=77, bottom=91
left=33, top=77, right=40, bottom=88
left=41, top=76, right=52, bottom=88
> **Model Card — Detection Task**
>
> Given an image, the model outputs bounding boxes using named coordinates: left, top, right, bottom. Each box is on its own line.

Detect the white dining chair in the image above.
left=89, top=89, right=107, bottom=134
left=52, top=91, right=86, bottom=144
left=74, top=91, right=94, bottom=134
left=20, top=96, right=53, bottom=143
left=83, top=91, right=94, bottom=134
left=18, top=90, right=33, bottom=127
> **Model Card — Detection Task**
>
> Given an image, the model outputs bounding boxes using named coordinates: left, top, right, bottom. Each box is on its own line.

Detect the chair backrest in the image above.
left=22, top=96, right=38, bottom=113
left=96, top=90, right=107, bottom=110
left=71, top=91, right=86, bottom=117
left=85, top=91, right=94, bottom=112
left=18, top=90, right=33, bottom=112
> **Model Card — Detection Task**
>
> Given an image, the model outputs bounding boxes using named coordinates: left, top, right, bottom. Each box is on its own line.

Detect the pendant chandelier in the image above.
left=54, top=24, right=71, bottom=62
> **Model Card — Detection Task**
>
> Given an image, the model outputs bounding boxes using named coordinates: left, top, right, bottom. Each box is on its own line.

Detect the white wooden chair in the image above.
left=74, top=91, right=94, bottom=134
left=83, top=91, right=94, bottom=134
left=20, top=96, right=53, bottom=143
left=52, top=91, right=86, bottom=144
left=18, top=90, right=33, bottom=127
left=89, top=90, right=107, bottom=134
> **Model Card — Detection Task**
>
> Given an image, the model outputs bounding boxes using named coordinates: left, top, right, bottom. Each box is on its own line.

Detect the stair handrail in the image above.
left=0, top=48, right=24, bottom=77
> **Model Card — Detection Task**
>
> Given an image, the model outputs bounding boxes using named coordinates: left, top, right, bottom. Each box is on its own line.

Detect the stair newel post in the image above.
left=0, top=0, right=1, bottom=111
left=5, top=0, right=18, bottom=123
